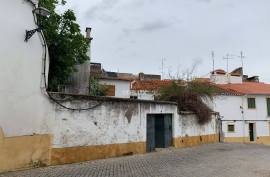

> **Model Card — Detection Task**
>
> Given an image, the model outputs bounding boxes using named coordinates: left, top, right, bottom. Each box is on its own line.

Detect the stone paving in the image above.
left=2, top=143, right=270, bottom=177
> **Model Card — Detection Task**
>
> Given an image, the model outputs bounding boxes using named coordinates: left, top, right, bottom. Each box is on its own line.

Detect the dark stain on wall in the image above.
left=125, top=104, right=137, bottom=123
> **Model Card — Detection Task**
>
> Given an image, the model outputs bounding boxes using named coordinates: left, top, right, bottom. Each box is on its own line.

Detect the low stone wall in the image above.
left=173, top=113, right=219, bottom=148
left=0, top=94, right=220, bottom=172
left=50, top=94, right=178, bottom=165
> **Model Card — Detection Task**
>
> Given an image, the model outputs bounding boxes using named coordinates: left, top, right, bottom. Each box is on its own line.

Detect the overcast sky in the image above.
left=61, top=0, right=270, bottom=81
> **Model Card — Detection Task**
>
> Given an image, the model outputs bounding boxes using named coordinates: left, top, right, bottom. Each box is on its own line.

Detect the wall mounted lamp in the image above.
left=25, top=7, right=51, bottom=42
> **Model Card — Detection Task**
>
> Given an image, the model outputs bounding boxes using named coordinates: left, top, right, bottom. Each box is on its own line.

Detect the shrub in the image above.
left=157, top=81, right=217, bottom=125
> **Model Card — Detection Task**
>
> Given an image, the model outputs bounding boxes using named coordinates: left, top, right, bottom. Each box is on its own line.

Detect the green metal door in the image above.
left=164, top=114, right=173, bottom=148
left=155, top=115, right=165, bottom=148
left=249, top=123, right=255, bottom=142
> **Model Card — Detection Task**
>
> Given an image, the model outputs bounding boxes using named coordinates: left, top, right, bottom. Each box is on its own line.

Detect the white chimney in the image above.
left=85, top=27, right=93, bottom=41
left=85, top=27, right=93, bottom=59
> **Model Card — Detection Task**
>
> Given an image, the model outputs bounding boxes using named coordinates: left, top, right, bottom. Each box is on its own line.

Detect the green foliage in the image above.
left=157, top=81, right=217, bottom=125
left=89, top=77, right=108, bottom=96
left=38, top=0, right=89, bottom=91
left=188, top=81, right=217, bottom=100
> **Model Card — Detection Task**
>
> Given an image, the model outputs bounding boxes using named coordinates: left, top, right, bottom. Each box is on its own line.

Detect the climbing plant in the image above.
left=38, top=0, right=89, bottom=91
left=157, top=80, right=217, bottom=125
left=89, top=77, right=109, bottom=96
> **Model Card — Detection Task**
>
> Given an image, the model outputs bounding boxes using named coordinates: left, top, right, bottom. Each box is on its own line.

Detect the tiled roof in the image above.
left=194, top=78, right=210, bottom=83
left=131, top=80, right=174, bottom=91
left=216, top=82, right=270, bottom=95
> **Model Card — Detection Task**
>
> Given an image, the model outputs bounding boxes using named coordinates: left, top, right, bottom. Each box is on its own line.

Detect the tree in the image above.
left=38, top=0, right=89, bottom=91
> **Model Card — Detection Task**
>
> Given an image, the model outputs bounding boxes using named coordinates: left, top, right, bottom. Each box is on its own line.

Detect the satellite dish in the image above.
left=32, top=7, right=51, bottom=17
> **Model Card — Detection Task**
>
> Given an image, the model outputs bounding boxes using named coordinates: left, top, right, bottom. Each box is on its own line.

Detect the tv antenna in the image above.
left=161, top=58, right=166, bottom=79
left=211, top=51, right=215, bottom=72
left=231, top=51, right=246, bottom=76
left=223, top=53, right=234, bottom=74
left=238, top=51, right=245, bottom=75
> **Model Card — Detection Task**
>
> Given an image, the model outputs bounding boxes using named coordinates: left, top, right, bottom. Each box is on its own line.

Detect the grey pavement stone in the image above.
left=1, top=143, right=270, bottom=177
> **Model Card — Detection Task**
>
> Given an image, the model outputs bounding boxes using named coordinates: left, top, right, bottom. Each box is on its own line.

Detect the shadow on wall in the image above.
left=0, top=127, right=52, bottom=173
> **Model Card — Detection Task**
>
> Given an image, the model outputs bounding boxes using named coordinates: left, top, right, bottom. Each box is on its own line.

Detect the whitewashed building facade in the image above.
left=212, top=71, right=270, bottom=144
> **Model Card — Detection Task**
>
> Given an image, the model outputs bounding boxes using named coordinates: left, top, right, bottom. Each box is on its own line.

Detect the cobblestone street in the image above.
left=2, top=143, right=270, bottom=177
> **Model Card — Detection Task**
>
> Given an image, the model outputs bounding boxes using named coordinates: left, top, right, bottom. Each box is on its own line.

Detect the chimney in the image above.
left=138, top=72, right=145, bottom=81
left=85, top=27, right=93, bottom=41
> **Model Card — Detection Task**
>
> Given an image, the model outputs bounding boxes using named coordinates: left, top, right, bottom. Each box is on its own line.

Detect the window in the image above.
left=228, top=124, right=235, bottom=132
left=247, top=98, right=256, bottom=109
left=267, top=98, right=270, bottom=116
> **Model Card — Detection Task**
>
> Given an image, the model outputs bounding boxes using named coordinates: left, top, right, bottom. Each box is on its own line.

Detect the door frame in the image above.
left=248, top=123, right=256, bottom=142
left=146, top=114, right=173, bottom=152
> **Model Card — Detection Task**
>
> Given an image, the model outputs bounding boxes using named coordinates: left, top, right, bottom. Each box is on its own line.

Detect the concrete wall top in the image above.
left=48, top=92, right=177, bottom=105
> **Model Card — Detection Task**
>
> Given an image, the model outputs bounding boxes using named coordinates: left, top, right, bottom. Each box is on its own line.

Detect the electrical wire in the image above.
left=27, top=0, right=102, bottom=111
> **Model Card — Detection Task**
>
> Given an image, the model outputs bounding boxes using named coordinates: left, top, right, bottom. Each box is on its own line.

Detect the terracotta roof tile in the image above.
left=131, top=80, right=174, bottom=91
left=216, top=82, right=270, bottom=95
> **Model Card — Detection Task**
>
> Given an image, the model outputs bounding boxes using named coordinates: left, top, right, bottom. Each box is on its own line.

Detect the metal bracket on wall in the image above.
left=25, top=28, right=41, bottom=42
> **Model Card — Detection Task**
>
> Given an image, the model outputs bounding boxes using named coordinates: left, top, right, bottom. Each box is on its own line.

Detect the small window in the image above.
left=248, top=98, right=256, bottom=109
left=228, top=124, right=235, bottom=132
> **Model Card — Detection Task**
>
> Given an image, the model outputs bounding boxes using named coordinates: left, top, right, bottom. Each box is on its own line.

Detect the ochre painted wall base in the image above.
left=0, top=134, right=52, bottom=173
left=224, top=136, right=270, bottom=145
left=51, top=142, right=146, bottom=165
left=7, top=134, right=270, bottom=172
left=223, top=137, right=249, bottom=143
left=173, top=134, right=219, bottom=148
left=256, top=136, right=270, bottom=145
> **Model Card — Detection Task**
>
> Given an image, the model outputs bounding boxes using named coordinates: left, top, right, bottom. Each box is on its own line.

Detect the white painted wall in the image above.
left=99, top=79, right=131, bottom=98
left=130, top=90, right=155, bottom=100
left=0, top=0, right=53, bottom=137
left=210, top=74, right=242, bottom=84
left=52, top=100, right=178, bottom=148
left=174, top=114, right=217, bottom=138
left=51, top=98, right=218, bottom=148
